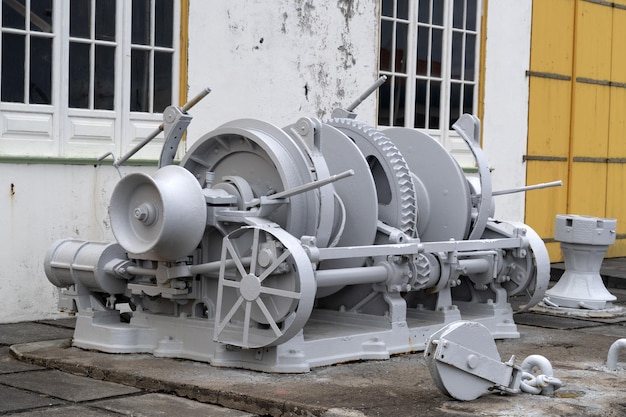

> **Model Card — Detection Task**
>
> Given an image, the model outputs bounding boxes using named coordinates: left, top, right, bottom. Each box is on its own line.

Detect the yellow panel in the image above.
left=530, top=0, right=575, bottom=75
left=525, top=161, right=569, bottom=239
left=611, top=9, right=626, bottom=84
left=546, top=242, right=562, bottom=263
left=575, top=1, right=613, bottom=80
left=609, top=87, right=626, bottom=157
left=570, top=83, right=610, bottom=158
left=527, top=77, right=571, bottom=156
left=607, top=239, right=626, bottom=258
left=568, top=162, right=607, bottom=217
left=179, top=0, right=189, bottom=106
left=606, top=163, right=626, bottom=234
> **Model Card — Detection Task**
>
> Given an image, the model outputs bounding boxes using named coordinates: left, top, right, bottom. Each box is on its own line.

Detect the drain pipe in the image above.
left=606, top=339, right=626, bottom=371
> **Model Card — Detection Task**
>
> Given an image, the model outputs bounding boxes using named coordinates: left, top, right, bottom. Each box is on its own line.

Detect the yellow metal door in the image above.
left=526, top=0, right=626, bottom=260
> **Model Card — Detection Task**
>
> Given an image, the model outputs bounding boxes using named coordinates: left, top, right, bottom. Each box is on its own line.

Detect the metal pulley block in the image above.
left=425, top=321, right=563, bottom=401
left=424, top=321, right=522, bottom=401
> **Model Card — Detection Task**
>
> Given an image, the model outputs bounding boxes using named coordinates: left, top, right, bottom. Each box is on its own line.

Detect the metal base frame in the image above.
left=71, top=301, right=519, bottom=373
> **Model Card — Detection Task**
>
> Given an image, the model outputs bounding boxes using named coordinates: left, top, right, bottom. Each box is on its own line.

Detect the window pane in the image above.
left=69, top=42, right=90, bottom=108
left=2, top=0, right=25, bottom=30
left=395, top=22, right=408, bottom=73
left=95, top=0, right=116, bottom=41
left=432, top=0, right=444, bottom=26
left=30, top=0, right=53, bottom=33
left=1, top=33, right=25, bottom=102
left=70, top=0, right=91, bottom=38
left=467, top=0, right=477, bottom=31
left=428, top=81, right=440, bottom=129
left=418, top=0, right=429, bottom=24
left=132, top=0, right=150, bottom=45
left=431, top=28, right=443, bottom=77
left=464, top=84, right=474, bottom=113
left=397, top=0, right=408, bottom=20
left=451, top=31, right=463, bottom=79
left=381, top=0, right=393, bottom=17
left=379, top=20, right=393, bottom=72
left=449, top=82, right=461, bottom=128
left=392, top=76, right=406, bottom=126
left=30, top=36, right=52, bottom=104
left=453, top=0, right=464, bottom=29
left=155, top=0, right=173, bottom=47
left=377, top=81, right=391, bottom=126
left=464, top=34, right=476, bottom=81
left=153, top=51, right=172, bottom=112
left=130, top=49, right=149, bottom=111
left=95, top=45, right=115, bottom=109
left=416, top=26, right=428, bottom=76
left=414, top=79, right=427, bottom=128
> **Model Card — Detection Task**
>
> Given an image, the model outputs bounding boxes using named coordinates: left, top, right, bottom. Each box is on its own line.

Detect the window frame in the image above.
left=378, top=0, right=482, bottom=161
left=0, top=0, right=181, bottom=160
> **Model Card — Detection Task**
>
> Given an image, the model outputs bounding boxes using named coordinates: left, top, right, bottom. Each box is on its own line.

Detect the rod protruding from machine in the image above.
left=266, top=169, right=355, bottom=200
left=346, top=75, right=387, bottom=112
left=492, top=180, right=563, bottom=196
left=98, top=86, right=212, bottom=168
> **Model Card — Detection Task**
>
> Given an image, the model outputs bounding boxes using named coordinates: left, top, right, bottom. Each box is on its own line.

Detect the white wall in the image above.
left=1, top=0, right=536, bottom=323
left=185, top=0, right=380, bottom=145
left=0, top=164, right=154, bottom=323
left=481, top=0, right=533, bottom=222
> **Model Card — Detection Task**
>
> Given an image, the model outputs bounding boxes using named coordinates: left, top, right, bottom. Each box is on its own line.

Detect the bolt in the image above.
left=467, top=354, right=479, bottom=369
left=133, top=202, right=157, bottom=225
left=134, top=206, right=148, bottom=221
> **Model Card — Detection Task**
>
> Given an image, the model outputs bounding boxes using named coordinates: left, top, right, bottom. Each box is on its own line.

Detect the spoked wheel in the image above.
left=483, top=221, right=551, bottom=312
left=213, top=225, right=316, bottom=348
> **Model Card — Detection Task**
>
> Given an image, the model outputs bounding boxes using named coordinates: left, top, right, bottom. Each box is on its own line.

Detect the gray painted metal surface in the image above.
left=544, top=215, right=618, bottom=310
left=43, top=96, right=552, bottom=372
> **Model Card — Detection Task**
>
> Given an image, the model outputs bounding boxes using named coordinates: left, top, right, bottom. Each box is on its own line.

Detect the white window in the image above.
left=0, top=0, right=180, bottom=159
left=378, top=0, right=481, bottom=162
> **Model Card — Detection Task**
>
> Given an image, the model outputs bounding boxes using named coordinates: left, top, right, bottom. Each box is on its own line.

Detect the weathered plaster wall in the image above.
left=185, top=0, right=380, bottom=144
left=1, top=1, right=536, bottom=323
left=0, top=164, right=154, bottom=323
left=481, top=0, right=532, bottom=222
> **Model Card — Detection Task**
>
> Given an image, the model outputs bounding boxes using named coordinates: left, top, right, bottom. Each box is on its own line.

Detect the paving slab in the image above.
left=1, top=404, right=121, bottom=417
left=35, top=318, right=77, bottom=329
left=514, top=312, right=605, bottom=330
left=9, top=324, right=626, bottom=417
left=0, top=369, right=141, bottom=402
left=0, top=322, right=74, bottom=346
left=0, top=347, right=43, bottom=373
left=91, top=393, right=258, bottom=417
left=577, top=323, right=626, bottom=338
left=0, top=384, right=66, bottom=413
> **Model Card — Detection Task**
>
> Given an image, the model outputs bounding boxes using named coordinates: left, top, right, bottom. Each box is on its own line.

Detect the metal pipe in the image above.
left=606, top=338, right=626, bottom=370
left=315, top=265, right=388, bottom=288
left=266, top=169, right=354, bottom=200
left=346, top=75, right=387, bottom=112
left=456, top=258, right=491, bottom=275
left=111, top=86, right=212, bottom=167
left=126, top=266, right=157, bottom=276
left=492, top=180, right=562, bottom=196
left=189, top=257, right=252, bottom=275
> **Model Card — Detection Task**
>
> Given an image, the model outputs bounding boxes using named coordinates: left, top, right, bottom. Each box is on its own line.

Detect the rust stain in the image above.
left=10, top=183, right=15, bottom=199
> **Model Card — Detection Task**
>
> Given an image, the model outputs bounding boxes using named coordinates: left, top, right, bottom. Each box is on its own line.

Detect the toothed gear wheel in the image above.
left=329, top=118, right=417, bottom=236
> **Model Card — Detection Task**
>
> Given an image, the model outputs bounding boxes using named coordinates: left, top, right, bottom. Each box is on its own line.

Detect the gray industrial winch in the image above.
left=44, top=84, right=554, bottom=373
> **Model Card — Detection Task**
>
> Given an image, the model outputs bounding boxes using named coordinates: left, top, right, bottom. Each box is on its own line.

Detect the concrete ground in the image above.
left=3, top=259, right=626, bottom=417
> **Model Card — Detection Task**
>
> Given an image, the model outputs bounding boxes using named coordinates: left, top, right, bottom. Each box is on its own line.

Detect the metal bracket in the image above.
left=158, top=106, right=193, bottom=167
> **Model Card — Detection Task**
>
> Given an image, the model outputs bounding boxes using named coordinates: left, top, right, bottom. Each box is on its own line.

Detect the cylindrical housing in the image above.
left=44, top=239, right=128, bottom=294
